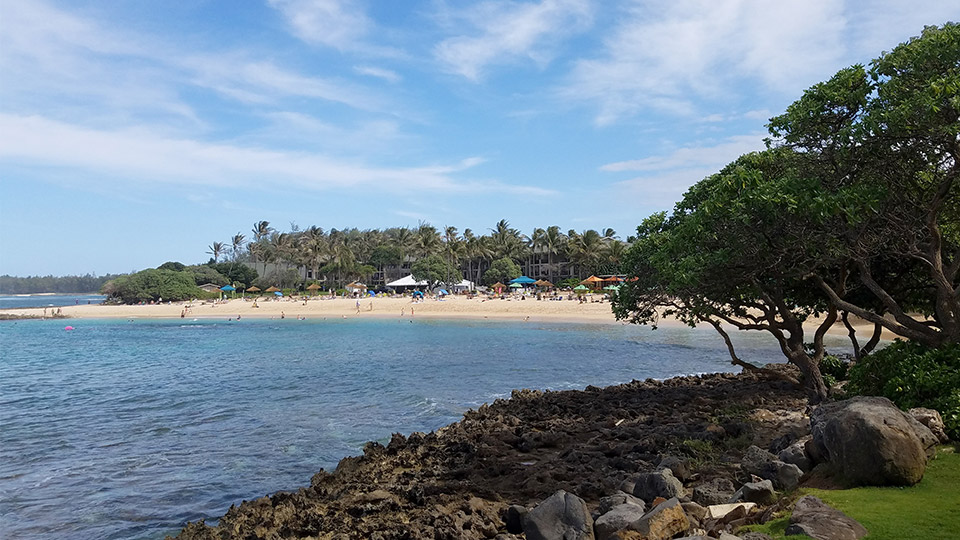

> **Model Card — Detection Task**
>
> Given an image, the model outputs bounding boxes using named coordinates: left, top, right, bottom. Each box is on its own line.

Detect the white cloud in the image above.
left=0, top=114, right=548, bottom=196
left=600, top=133, right=765, bottom=172
left=601, top=133, right=767, bottom=210
left=434, top=0, right=593, bottom=81
left=562, top=0, right=848, bottom=123
left=267, top=0, right=371, bottom=50
left=354, top=65, right=402, bottom=83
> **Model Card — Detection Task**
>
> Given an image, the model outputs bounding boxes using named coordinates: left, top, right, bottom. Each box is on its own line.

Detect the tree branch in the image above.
left=705, top=319, right=800, bottom=385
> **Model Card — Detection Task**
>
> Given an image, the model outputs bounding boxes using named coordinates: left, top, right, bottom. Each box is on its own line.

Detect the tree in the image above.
left=613, top=24, right=960, bottom=402
left=206, top=241, right=226, bottom=263
left=230, top=233, right=246, bottom=261
left=767, top=23, right=959, bottom=347
left=411, top=254, right=460, bottom=290
left=483, top=257, right=521, bottom=286
left=612, top=149, right=839, bottom=401
left=102, top=269, right=200, bottom=304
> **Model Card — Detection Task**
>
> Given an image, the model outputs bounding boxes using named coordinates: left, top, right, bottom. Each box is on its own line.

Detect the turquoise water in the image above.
left=0, top=317, right=851, bottom=539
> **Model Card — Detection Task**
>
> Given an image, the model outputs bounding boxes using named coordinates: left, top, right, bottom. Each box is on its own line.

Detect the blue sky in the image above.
left=1, top=1, right=956, bottom=276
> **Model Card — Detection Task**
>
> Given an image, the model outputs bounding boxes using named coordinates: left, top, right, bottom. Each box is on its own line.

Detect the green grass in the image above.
left=740, top=447, right=960, bottom=539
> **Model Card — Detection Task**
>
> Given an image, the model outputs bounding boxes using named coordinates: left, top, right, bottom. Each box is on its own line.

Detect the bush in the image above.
left=819, top=354, right=851, bottom=387
left=102, top=269, right=200, bottom=304
left=847, top=341, right=960, bottom=440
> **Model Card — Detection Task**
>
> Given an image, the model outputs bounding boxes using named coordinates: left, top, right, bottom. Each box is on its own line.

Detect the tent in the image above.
left=450, top=279, right=475, bottom=292
left=386, top=275, right=428, bottom=291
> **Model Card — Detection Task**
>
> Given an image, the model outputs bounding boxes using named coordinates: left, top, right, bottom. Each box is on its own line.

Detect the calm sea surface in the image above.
left=0, top=317, right=852, bottom=539
left=0, top=294, right=106, bottom=310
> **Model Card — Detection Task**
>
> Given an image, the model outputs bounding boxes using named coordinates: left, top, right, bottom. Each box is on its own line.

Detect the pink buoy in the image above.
left=64, top=326, right=74, bottom=331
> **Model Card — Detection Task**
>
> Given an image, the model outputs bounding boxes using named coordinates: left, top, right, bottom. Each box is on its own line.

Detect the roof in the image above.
left=386, top=274, right=428, bottom=287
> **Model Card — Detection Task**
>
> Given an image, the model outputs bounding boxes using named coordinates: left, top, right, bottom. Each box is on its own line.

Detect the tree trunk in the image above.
left=790, top=351, right=828, bottom=404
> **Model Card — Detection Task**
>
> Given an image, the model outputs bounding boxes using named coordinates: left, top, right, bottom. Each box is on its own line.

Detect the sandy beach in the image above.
left=3, top=293, right=894, bottom=340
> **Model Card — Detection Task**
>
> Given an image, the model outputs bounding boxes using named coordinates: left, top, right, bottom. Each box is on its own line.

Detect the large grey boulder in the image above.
left=631, top=468, right=685, bottom=503
left=811, top=396, right=929, bottom=486
left=910, top=407, right=950, bottom=443
left=523, top=490, right=594, bottom=540
left=692, top=477, right=736, bottom=506
left=597, top=492, right=645, bottom=515
left=784, top=495, right=867, bottom=540
left=594, top=503, right=648, bottom=540
left=778, top=437, right=813, bottom=473
left=729, top=479, right=775, bottom=505
left=741, top=446, right=803, bottom=490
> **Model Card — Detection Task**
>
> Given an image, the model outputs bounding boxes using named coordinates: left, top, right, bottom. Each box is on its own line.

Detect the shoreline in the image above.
left=0, top=294, right=895, bottom=340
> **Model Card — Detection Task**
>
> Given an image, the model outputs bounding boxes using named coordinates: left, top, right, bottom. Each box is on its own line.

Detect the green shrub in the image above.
left=847, top=341, right=960, bottom=439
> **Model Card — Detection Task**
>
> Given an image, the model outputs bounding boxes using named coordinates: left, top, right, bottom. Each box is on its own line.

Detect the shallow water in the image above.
left=0, top=317, right=851, bottom=539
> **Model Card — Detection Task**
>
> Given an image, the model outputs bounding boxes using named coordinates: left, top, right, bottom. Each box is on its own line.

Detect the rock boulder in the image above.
left=810, top=396, right=929, bottom=486
left=784, top=495, right=867, bottom=540
left=523, top=490, right=594, bottom=540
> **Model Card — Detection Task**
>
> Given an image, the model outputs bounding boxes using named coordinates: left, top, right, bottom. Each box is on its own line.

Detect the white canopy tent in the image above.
left=385, top=275, right=428, bottom=288
left=386, top=275, right=475, bottom=292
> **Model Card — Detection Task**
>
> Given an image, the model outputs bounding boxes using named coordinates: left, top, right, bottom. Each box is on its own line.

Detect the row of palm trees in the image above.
left=207, top=219, right=630, bottom=288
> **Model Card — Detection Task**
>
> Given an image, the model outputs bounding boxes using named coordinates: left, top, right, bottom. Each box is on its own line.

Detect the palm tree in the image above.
left=605, top=239, right=628, bottom=274
left=489, top=219, right=525, bottom=262
left=415, top=222, right=442, bottom=258
left=230, top=233, right=246, bottom=261
left=602, top=228, right=618, bottom=241
left=387, top=227, right=415, bottom=276
left=251, top=221, right=273, bottom=275
left=443, top=226, right=463, bottom=284
left=207, top=241, right=226, bottom=263
left=570, top=229, right=604, bottom=279
left=542, top=225, right=567, bottom=283
left=299, top=226, right=327, bottom=284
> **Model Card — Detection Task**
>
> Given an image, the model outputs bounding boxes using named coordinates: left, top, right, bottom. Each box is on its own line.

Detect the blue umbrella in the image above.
left=438, top=289, right=449, bottom=295
left=220, top=285, right=236, bottom=291
left=274, top=291, right=283, bottom=296
left=509, top=276, right=536, bottom=284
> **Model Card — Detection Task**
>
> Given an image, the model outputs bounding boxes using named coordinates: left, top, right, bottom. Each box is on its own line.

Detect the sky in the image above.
left=1, top=1, right=957, bottom=276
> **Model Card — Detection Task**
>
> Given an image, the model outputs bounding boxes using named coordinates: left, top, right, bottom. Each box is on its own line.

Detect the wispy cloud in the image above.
left=562, top=0, right=847, bottom=124
left=434, top=0, right=593, bottom=81
left=267, top=0, right=372, bottom=50
left=0, top=114, right=542, bottom=196
left=353, top=65, right=402, bottom=83
left=601, top=133, right=765, bottom=172
left=602, top=133, right=767, bottom=210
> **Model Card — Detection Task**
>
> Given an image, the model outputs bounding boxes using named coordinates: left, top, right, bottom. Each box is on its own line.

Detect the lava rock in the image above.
left=784, top=495, right=867, bottom=540
left=523, top=490, right=594, bottom=540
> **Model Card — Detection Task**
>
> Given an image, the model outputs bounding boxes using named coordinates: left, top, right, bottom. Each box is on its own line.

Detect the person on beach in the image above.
left=356, top=300, right=360, bottom=314
left=281, top=311, right=285, bottom=319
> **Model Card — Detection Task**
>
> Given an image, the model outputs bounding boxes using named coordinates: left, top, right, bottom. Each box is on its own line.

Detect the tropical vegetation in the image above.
left=612, top=23, right=959, bottom=402
left=206, top=219, right=630, bottom=291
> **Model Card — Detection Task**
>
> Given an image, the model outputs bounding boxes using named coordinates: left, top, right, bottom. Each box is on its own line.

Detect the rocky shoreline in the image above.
left=170, top=368, right=829, bottom=539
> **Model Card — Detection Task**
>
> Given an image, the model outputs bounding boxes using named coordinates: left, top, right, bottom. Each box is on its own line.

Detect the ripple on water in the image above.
left=0, top=317, right=855, bottom=539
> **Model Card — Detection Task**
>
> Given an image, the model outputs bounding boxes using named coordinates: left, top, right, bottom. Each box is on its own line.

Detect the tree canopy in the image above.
left=613, top=23, right=959, bottom=402
left=411, top=254, right=460, bottom=290
left=483, top=257, right=522, bottom=286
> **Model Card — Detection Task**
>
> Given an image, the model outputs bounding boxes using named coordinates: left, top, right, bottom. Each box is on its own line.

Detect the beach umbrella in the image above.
left=247, top=286, right=262, bottom=293
left=509, top=283, right=523, bottom=288
left=490, top=282, right=505, bottom=290
left=265, top=286, right=280, bottom=293
left=412, top=290, right=424, bottom=297
left=603, top=285, right=620, bottom=291
left=220, top=285, right=235, bottom=291
left=573, top=284, right=589, bottom=294
left=438, top=289, right=449, bottom=295
left=509, top=276, right=536, bottom=285
left=306, top=283, right=321, bottom=290
left=274, top=291, right=283, bottom=297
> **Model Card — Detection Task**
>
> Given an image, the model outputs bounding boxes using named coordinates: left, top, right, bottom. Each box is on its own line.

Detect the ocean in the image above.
left=0, top=294, right=106, bottom=310
left=0, top=317, right=852, bottom=539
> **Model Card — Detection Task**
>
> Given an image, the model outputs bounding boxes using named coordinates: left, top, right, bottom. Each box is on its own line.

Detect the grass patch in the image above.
left=740, top=447, right=960, bottom=539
